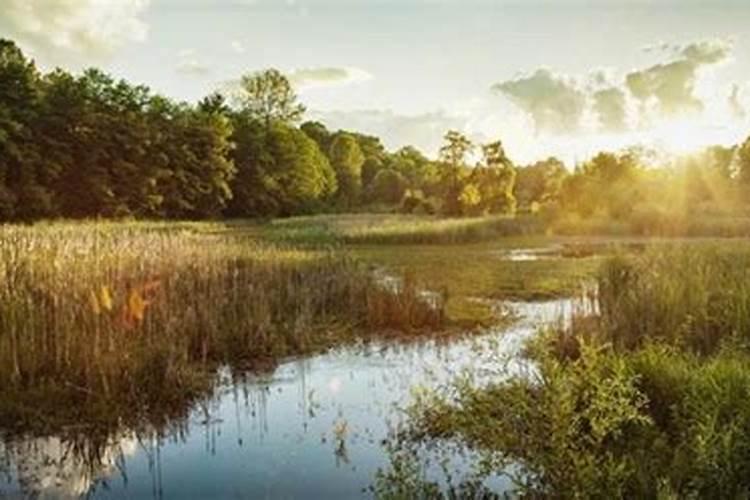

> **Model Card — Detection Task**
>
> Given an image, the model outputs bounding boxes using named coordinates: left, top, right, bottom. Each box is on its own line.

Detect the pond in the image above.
left=0, top=299, right=578, bottom=499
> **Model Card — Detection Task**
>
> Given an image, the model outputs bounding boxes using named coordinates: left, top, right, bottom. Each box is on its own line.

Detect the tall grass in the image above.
left=267, top=214, right=544, bottom=245
left=551, top=212, right=750, bottom=238
left=597, top=245, right=750, bottom=354
left=0, top=222, right=443, bottom=433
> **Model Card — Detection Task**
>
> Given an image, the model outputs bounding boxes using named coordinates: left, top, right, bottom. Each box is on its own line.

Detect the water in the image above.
left=0, top=300, right=577, bottom=500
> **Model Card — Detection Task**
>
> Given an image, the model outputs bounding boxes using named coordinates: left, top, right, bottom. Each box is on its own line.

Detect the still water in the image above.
left=0, top=300, right=577, bottom=500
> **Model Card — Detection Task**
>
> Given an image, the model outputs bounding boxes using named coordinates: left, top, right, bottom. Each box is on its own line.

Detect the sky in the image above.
left=3, top=0, right=750, bottom=165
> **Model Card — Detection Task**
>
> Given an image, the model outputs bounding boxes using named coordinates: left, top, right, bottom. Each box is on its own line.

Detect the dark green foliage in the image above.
left=227, top=118, right=336, bottom=216
left=471, top=140, right=517, bottom=215
left=0, top=39, right=49, bottom=220
left=0, top=39, right=235, bottom=220
left=329, top=133, right=365, bottom=207
left=369, top=169, right=408, bottom=204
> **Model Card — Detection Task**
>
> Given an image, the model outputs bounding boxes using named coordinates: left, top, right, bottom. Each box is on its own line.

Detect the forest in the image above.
left=3, top=37, right=750, bottom=234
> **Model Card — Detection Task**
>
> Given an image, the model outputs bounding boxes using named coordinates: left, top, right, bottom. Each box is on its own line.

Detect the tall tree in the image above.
left=0, top=39, right=48, bottom=220
left=438, top=130, right=473, bottom=215
left=472, top=140, right=516, bottom=214
left=234, top=69, right=305, bottom=126
left=329, top=133, right=365, bottom=208
left=515, top=157, right=567, bottom=211
left=301, top=121, right=332, bottom=152
left=228, top=118, right=336, bottom=216
left=738, top=136, right=750, bottom=191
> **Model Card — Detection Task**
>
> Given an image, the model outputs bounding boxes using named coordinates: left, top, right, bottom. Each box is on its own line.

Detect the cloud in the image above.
left=626, top=38, right=733, bottom=116
left=677, top=39, right=733, bottom=64
left=288, top=67, right=373, bottom=91
left=176, top=49, right=210, bottom=76
left=592, top=87, right=629, bottom=133
left=492, top=69, right=587, bottom=135
left=0, top=0, right=150, bottom=60
left=218, top=66, right=372, bottom=100
left=231, top=41, right=246, bottom=54
left=729, top=84, right=747, bottom=120
left=490, top=37, right=736, bottom=138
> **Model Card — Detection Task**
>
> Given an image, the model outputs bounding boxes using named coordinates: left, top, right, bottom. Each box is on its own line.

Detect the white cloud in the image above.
left=218, top=66, right=372, bottom=101
left=231, top=40, right=246, bottom=54
left=729, top=84, right=748, bottom=120
left=288, top=66, right=373, bottom=91
left=625, top=39, right=733, bottom=117
left=0, top=0, right=150, bottom=59
left=492, top=68, right=587, bottom=135
left=491, top=37, right=737, bottom=139
left=176, top=49, right=210, bottom=76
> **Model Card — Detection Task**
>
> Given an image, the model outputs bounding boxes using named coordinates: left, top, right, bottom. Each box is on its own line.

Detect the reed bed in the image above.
left=597, top=244, right=750, bottom=354
left=268, top=213, right=543, bottom=245
left=0, top=222, right=443, bottom=432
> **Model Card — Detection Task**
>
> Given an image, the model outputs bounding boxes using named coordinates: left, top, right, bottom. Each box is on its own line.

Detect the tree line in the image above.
left=2, top=38, right=750, bottom=223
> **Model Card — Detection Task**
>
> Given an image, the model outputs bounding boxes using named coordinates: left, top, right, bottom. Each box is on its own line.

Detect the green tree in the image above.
left=228, top=119, right=336, bottom=216
left=0, top=39, right=50, bottom=220
left=156, top=106, right=235, bottom=218
left=369, top=169, right=407, bottom=204
left=438, top=130, right=473, bottom=215
left=301, top=120, right=332, bottom=152
left=472, top=140, right=516, bottom=214
left=738, top=136, right=750, bottom=192
left=235, top=69, right=305, bottom=126
left=329, top=133, right=365, bottom=208
left=361, top=156, right=384, bottom=190
left=515, top=157, right=567, bottom=212
left=387, top=146, right=436, bottom=189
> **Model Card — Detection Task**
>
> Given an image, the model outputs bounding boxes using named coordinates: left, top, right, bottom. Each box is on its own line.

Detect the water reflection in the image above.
left=1, top=299, right=578, bottom=499
left=1, top=434, right=137, bottom=499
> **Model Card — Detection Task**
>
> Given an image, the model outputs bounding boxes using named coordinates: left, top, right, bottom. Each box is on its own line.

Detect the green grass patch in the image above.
left=263, top=213, right=544, bottom=246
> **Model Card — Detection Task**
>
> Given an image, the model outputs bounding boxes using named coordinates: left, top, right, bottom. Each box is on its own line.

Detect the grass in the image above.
left=388, top=243, right=750, bottom=498
left=264, top=213, right=544, bottom=245
left=552, top=212, right=750, bottom=238
left=0, top=221, right=443, bottom=434
left=597, top=243, right=750, bottom=354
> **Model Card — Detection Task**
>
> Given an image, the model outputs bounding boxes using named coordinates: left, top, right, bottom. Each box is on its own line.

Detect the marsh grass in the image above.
left=0, top=222, right=443, bottom=433
left=597, top=244, right=750, bottom=354
left=392, top=244, right=750, bottom=498
left=266, top=214, right=544, bottom=245
left=552, top=213, right=750, bottom=238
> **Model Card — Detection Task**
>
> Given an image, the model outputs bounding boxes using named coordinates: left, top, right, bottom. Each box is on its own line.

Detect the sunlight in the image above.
left=651, top=118, right=739, bottom=156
